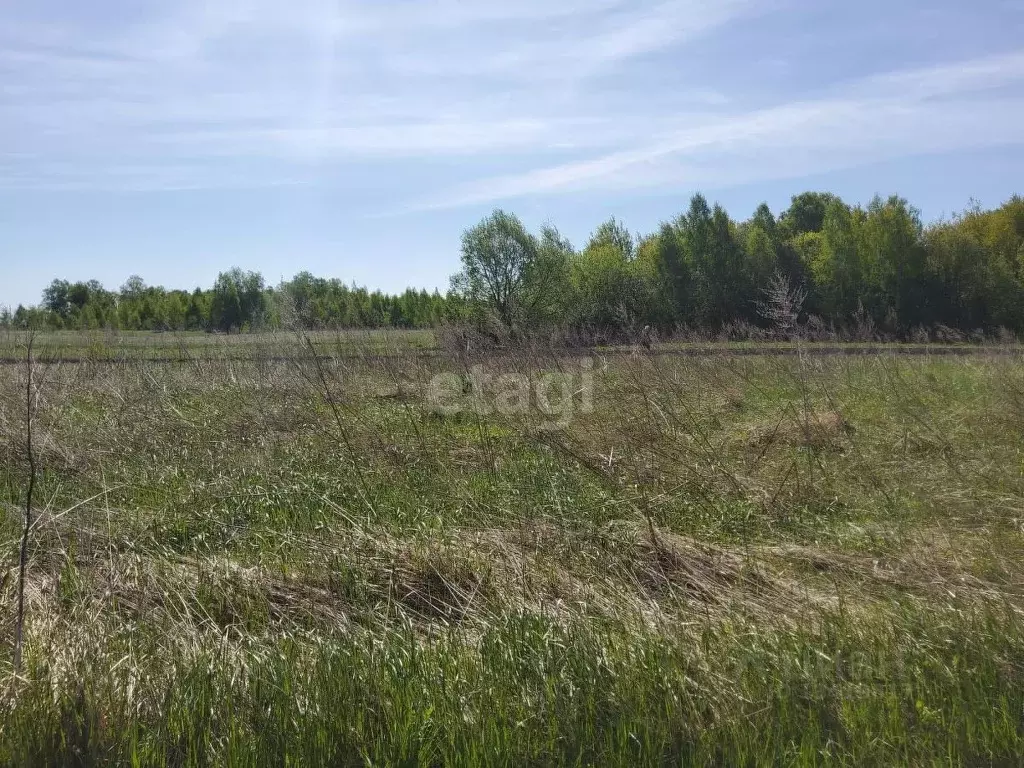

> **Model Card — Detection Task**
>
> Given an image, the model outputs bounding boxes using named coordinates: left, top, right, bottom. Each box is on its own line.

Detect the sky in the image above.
left=1, top=0, right=1023, bottom=308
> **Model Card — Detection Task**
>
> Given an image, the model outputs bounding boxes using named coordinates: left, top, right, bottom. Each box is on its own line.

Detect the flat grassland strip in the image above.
left=0, top=332, right=1022, bottom=765
left=0, top=328, right=1014, bottom=363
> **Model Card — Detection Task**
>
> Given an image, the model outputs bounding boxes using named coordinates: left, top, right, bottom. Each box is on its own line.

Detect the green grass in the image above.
left=0, top=337, right=1022, bottom=765
left=3, top=327, right=1014, bottom=362
left=0, top=328, right=439, bottom=362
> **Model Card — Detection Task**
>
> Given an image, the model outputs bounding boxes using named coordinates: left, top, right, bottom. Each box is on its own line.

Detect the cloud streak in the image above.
left=1, top=0, right=1022, bottom=203
left=419, top=51, right=1024, bottom=209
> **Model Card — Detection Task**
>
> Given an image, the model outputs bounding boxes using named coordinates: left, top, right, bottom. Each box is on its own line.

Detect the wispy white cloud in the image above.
left=2, top=0, right=1021, bottom=203
left=418, top=52, right=1024, bottom=209
left=400, top=0, right=764, bottom=79
left=846, top=50, right=1024, bottom=99
left=338, top=0, right=631, bottom=30
left=0, top=0, right=760, bottom=190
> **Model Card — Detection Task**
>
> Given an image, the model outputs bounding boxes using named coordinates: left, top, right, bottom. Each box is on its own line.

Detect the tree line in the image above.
left=4, top=192, right=1023, bottom=338
left=1, top=270, right=456, bottom=332
left=454, top=192, right=1024, bottom=340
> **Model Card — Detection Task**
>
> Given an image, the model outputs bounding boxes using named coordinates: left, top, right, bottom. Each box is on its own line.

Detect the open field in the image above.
left=0, top=329, right=440, bottom=363
left=0, top=327, right=1016, bottom=364
left=1, top=333, right=1023, bottom=764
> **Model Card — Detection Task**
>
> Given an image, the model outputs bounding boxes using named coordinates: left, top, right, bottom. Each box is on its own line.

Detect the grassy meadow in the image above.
left=0, top=331, right=1023, bottom=765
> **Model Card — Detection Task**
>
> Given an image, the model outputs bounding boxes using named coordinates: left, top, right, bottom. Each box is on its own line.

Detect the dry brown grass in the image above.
left=746, top=409, right=853, bottom=451
left=1, top=338, right=1024, bottom=764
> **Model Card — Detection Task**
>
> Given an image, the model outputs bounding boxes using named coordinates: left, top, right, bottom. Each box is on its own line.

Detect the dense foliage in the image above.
left=5, top=192, right=1023, bottom=337
left=3, top=270, right=456, bottom=332
left=452, top=193, right=1024, bottom=339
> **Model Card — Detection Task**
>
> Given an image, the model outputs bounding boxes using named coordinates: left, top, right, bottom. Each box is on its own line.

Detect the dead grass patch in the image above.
left=747, top=409, right=853, bottom=451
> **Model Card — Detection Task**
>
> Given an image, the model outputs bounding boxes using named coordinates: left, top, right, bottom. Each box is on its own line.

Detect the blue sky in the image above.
left=2, top=0, right=1023, bottom=308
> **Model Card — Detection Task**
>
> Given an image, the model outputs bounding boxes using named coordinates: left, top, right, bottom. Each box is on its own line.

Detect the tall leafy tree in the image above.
left=42, top=279, right=72, bottom=318
left=860, top=196, right=927, bottom=328
left=643, top=223, right=690, bottom=326
left=211, top=269, right=265, bottom=332
left=452, top=210, right=553, bottom=335
left=587, top=217, right=635, bottom=260
left=779, top=192, right=839, bottom=238
left=812, top=199, right=864, bottom=320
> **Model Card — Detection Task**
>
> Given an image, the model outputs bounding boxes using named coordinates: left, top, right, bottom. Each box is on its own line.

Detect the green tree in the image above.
left=570, top=243, right=655, bottom=332
left=587, top=217, right=635, bottom=260
left=640, top=224, right=689, bottom=326
left=860, top=196, right=928, bottom=328
left=812, top=199, right=865, bottom=320
left=742, top=205, right=781, bottom=299
left=779, top=192, right=839, bottom=238
left=452, top=210, right=552, bottom=335
left=211, top=269, right=265, bottom=332
left=42, top=279, right=72, bottom=318
left=679, top=196, right=745, bottom=326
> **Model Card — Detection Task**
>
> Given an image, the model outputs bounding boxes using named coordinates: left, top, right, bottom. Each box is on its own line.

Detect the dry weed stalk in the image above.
left=13, top=336, right=36, bottom=675
left=300, top=335, right=377, bottom=515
